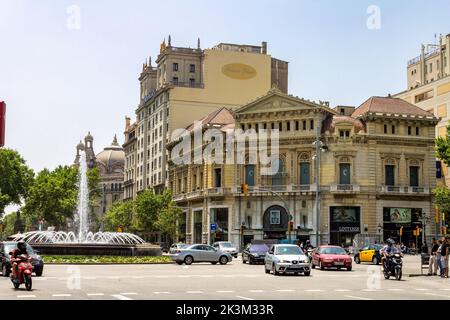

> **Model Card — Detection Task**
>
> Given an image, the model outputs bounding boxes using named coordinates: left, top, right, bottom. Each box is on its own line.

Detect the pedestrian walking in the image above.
left=428, top=238, right=439, bottom=276
left=442, top=237, right=450, bottom=278
left=436, top=240, right=443, bottom=277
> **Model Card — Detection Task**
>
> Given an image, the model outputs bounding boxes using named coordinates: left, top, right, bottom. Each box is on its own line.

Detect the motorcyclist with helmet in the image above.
left=10, top=241, right=29, bottom=282
left=380, top=238, right=397, bottom=271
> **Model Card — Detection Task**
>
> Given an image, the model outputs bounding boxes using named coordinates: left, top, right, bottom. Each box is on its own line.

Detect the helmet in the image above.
left=17, top=240, right=27, bottom=251
left=386, top=238, right=395, bottom=246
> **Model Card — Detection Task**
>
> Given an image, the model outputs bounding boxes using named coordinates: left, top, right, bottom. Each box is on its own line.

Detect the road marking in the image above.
left=120, top=292, right=137, bottom=296
left=178, top=275, right=192, bottom=278
left=305, top=289, right=324, bottom=292
left=112, top=294, right=133, bottom=300
left=387, top=288, right=404, bottom=291
left=131, top=276, right=145, bottom=279
left=155, top=275, right=169, bottom=278
left=335, top=289, right=352, bottom=292
left=276, top=289, right=295, bottom=292
left=83, top=277, right=96, bottom=280
left=425, top=292, right=450, bottom=298
left=186, top=291, right=204, bottom=294
left=153, top=291, right=170, bottom=294
left=107, top=276, right=120, bottom=279
left=199, top=275, right=213, bottom=278
left=52, top=294, right=71, bottom=297
left=344, top=295, right=373, bottom=300
left=87, top=293, right=104, bottom=296
left=361, top=289, right=378, bottom=292
left=216, top=290, right=235, bottom=293
left=248, top=290, right=264, bottom=293
left=236, top=295, right=254, bottom=300
left=17, top=295, right=36, bottom=298
left=223, top=275, right=237, bottom=277
left=441, top=288, right=450, bottom=291
left=415, top=288, right=430, bottom=291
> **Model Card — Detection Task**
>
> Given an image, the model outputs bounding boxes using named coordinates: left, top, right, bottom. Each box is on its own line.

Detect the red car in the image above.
left=311, top=246, right=352, bottom=271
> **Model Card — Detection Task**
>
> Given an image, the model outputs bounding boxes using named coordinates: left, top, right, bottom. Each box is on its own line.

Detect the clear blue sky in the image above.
left=1, top=0, right=450, bottom=174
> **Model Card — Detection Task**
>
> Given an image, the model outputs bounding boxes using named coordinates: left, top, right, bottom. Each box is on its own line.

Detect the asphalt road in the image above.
left=0, top=255, right=449, bottom=300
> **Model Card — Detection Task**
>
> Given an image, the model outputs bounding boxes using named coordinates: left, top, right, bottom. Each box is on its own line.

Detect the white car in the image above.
left=265, top=244, right=311, bottom=276
left=212, top=241, right=238, bottom=258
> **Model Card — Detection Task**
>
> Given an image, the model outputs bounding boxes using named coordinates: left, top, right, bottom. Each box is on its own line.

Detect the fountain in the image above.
left=9, top=151, right=160, bottom=256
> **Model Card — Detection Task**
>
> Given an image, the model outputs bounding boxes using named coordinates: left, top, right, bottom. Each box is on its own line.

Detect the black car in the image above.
left=0, top=242, right=44, bottom=277
left=242, top=243, right=270, bottom=264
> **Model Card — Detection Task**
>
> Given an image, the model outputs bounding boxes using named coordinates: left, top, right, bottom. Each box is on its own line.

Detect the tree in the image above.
left=0, top=212, right=19, bottom=240
left=103, top=200, right=134, bottom=232
left=132, top=190, right=161, bottom=232
left=154, top=190, right=182, bottom=243
left=435, top=122, right=450, bottom=223
left=22, top=165, right=102, bottom=231
left=433, top=186, right=450, bottom=221
left=0, top=149, right=34, bottom=216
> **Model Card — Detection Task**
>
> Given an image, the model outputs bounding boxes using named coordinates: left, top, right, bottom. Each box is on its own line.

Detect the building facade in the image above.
left=168, top=88, right=439, bottom=249
left=395, top=33, right=450, bottom=184
left=74, top=133, right=125, bottom=219
left=125, top=37, right=288, bottom=195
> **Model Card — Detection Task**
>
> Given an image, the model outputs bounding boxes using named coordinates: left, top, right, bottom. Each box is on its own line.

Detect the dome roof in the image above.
left=96, top=135, right=124, bottom=172
left=85, top=131, right=94, bottom=141
left=76, top=140, right=85, bottom=150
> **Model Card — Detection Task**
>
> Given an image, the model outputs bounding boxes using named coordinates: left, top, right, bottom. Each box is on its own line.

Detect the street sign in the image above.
left=210, top=223, right=217, bottom=232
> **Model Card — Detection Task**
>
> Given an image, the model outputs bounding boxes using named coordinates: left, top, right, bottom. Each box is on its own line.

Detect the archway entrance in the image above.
left=263, top=205, right=289, bottom=240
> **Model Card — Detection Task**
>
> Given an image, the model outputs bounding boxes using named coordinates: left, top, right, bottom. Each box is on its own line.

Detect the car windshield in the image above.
left=3, top=243, right=34, bottom=255
left=178, top=244, right=188, bottom=249
left=220, top=243, right=233, bottom=248
left=249, top=244, right=269, bottom=253
left=275, top=246, right=302, bottom=255
left=321, top=247, right=347, bottom=255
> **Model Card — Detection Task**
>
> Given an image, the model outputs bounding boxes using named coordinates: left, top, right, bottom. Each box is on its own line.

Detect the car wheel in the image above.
left=337, top=267, right=341, bottom=270
left=355, top=255, right=360, bottom=264
left=304, top=271, right=311, bottom=276
left=320, top=260, right=325, bottom=270
left=347, top=267, right=352, bottom=271
left=373, top=256, right=379, bottom=265
left=219, top=256, right=228, bottom=265
left=211, top=262, right=218, bottom=265
left=35, top=270, right=43, bottom=277
left=176, top=261, right=183, bottom=265
left=265, top=266, right=270, bottom=274
left=249, top=258, right=254, bottom=265
left=272, top=264, right=279, bottom=276
left=2, top=263, right=10, bottom=277
left=184, top=256, right=194, bottom=265
left=311, top=262, right=316, bottom=269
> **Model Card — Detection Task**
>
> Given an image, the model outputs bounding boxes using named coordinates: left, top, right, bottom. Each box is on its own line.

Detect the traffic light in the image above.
left=399, top=226, right=403, bottom=236
left=241, top=183, right=249, bottom=196
left=288, top=221, right=294, bottom=232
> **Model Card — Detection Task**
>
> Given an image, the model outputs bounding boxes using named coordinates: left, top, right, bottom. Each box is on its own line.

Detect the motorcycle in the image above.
left=9, top=253, right=33, bottom=291
left=383, top=252, right=403, bottom=281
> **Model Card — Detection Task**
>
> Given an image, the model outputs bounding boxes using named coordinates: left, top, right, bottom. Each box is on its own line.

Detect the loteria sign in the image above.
left=0, top=101, right=5, bottom=147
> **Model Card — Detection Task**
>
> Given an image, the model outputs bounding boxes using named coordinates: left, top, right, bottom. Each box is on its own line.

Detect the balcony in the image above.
left=186, top=190, right=204, bottom=200
left=233, top=184, right=317, bottom=195
left=168, top=81, right=204, bottom=89
left=124, top=179, right=134, bottom=186
left=173, top=193, right=186, bottom=202
left=378, top=185, right=430, bottom=195
left=330, top=184, right=360, bottom=193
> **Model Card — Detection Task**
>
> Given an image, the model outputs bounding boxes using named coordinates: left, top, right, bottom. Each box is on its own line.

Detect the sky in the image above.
left=1, top=0, right=450, bottom=212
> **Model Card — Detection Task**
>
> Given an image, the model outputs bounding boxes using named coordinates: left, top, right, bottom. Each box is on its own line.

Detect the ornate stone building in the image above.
left=74, top=133, right=125, bottom=219
left=168, top=88, right=439, bottom=249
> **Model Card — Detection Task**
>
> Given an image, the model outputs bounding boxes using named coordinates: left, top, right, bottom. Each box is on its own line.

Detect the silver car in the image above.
left=171, top=244, right=233, bottom=265
left=212, top=241, right=238, bottom=258
left=265, top=244, right=311, bottom=276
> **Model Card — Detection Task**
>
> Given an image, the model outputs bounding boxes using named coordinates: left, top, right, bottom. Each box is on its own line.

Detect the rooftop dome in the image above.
left=96, top=135, right=124, bottom=173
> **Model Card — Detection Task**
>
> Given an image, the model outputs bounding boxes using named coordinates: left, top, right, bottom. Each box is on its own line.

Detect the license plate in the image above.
left=334, top=262, right=344, bottom=266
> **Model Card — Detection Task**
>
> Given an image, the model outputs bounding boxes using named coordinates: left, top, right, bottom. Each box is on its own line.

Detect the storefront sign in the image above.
left=329, top=206, right=361, bottom=233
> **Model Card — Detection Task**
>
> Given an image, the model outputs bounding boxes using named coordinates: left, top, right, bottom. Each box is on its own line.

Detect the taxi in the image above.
left=354, top=244, right=383, bottom=265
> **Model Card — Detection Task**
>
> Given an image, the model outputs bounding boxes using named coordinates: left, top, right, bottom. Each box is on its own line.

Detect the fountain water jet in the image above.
left=8, top=151, right=160, bottom=255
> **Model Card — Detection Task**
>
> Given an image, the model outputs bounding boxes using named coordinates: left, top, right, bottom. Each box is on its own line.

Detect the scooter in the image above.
left=9, top=253, right=33, bottom=291
left=383, top=252, right=403, bottom=281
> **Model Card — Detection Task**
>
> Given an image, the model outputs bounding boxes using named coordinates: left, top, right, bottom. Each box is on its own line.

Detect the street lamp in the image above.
left=377, top=224, right=382, bottom=243
left=312, top=130, right=327, bottom=247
